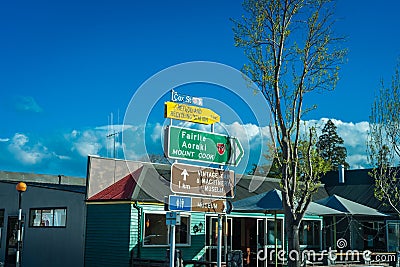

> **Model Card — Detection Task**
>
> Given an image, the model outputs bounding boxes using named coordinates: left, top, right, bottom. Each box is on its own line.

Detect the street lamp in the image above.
left=16, top=182, right=27, bottom=267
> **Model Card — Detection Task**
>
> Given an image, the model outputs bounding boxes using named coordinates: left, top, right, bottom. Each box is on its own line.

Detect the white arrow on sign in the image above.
left=181, top=169, right=189, bottom=181
left=229, top=137, right=244, bottom=166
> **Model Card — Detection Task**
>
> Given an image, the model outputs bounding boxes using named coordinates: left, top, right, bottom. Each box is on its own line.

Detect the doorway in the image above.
left=230, top=217, right=285, bottom=267
left=205, top=216, right=232, bottom=263
left=5, top=216, right=23, bottom=266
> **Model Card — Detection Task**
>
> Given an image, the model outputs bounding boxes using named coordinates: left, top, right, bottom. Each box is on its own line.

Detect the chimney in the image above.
left=58, top=175, right=63, bottom=184
left=338, top=164, right=345, bottom=183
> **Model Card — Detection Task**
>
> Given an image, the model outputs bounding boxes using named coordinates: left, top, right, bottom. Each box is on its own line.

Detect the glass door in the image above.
left=205, top=215, right=232, bottom=263
left=266, top=217, right=284, bottom=266
left=257, top=218, right=267, bottom=267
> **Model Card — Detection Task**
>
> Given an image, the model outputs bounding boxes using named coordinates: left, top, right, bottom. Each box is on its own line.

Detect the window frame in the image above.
left=299, top=218, right=322, bottom=249
left=29, top=207, right=67, bottom=228
left=386, top=220, right=400, bottom=252
left=142, top=211, right=191, bottom=247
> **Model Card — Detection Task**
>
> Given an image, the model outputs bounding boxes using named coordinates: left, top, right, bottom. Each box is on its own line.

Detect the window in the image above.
left=267, top=218, right=284, bottom=246
left=30, top=208, right=67, bottom=227
left=387, top=220, right=400, bottom=252
left=299, top=220, right=321, bottom=248
left=143, top=213, right=190, bottom=246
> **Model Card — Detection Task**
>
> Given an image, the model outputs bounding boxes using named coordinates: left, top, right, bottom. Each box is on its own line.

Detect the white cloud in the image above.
left=0, top=119, right=374, bottom=176
left=151, top=123, right=163, bottom=143
left=7, top=133, right=49, bottom=165
left=69, top=130, right=103, bottom=157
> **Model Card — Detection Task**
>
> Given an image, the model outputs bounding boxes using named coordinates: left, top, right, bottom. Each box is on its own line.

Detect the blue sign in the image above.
left=169, top=195, right=192, bottom=211
left=171, top=89, right=203, bottom=106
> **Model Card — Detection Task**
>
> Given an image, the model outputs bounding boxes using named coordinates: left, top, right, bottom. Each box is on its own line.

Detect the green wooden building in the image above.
left=84, top=156, right=327, bottom=267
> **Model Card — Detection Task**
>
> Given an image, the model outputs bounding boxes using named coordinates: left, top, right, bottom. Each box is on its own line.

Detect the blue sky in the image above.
left=0, top=0, right=399, bottom=177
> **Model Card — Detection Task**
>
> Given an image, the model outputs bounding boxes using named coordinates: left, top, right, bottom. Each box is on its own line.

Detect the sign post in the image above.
left=165, top=101, right=220, bottom=125
left=171, top=89, right=203, bottom=106
left=170, top=162, right=235, bottom=198
left=166, top=212, right=180, bottom=267
left=169, top=223, right=175, bottom=267
left=168, top=195, right=227, bottom=213
left=217, top=214, right=223, bottom=267
left=164, top=126, right=244, bottom=166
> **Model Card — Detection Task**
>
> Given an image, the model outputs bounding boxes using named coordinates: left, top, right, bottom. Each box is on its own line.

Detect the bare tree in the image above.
left=232, top=0, right=346, bottom=265
left=368, top=61, right=400, bottom=216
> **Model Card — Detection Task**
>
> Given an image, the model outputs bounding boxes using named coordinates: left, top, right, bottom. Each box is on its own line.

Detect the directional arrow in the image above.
left=170, top=163, right=235, bottom=198
left=181, top=169, right=189, bottom=181
left=164, top=101, right=220, bottom=125
left=229, top=137, right=244, bottom=166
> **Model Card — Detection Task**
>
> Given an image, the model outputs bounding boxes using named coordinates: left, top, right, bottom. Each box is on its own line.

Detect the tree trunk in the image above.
left=285, top=213, right=301, bottom=267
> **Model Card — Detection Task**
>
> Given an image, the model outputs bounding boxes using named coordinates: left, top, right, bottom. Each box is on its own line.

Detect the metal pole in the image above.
left=264, top=218, right=268, bottom=267
left=224, top=215, right=228, bottom=263
left=217, top=214, right=222, bottom=267
left=274, top=212, right=278, bottom=267
left=169, top=224, right=176, bottom=267
left=333, top=216, right=337, bottom=250
left=16, top=191, right=22, bottom=267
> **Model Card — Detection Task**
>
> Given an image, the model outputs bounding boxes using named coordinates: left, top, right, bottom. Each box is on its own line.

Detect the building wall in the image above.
left=85, top=203, right=132, bottom=267
left=137, top=204, right=208, bottom=261
left=0, top=182, right=85, bottom=267
left=85, top=202, right=211, bottom=265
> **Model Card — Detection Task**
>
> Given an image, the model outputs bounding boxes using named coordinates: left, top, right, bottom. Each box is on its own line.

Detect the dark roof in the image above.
left=321, top=168, right=374, bottom=186
left=321, top=168, right=397, bottom=214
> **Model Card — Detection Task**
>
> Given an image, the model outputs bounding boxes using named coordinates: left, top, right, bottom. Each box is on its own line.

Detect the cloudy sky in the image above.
left=0, top=0, right=399, bottom=177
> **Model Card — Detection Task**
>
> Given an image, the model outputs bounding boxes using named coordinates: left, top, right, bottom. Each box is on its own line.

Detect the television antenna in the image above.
left=107, top=112, right=121, bottom=159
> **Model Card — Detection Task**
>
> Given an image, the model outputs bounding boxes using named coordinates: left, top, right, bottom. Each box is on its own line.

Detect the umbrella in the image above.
left=233, top=189, right=283, bottom=212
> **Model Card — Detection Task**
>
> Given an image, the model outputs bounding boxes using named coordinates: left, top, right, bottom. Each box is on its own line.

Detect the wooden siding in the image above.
left=85, top=203, right=132, bottom=267
left=136, top=204, right=207, bottom=261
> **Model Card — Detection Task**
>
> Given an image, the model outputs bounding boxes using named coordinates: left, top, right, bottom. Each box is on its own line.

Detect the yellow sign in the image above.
left=164, top=101, right=220, bottom=125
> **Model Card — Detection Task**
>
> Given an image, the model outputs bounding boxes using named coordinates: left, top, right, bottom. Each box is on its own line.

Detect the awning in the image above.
left=232, top=189, right=344, bottom=216
left=315, top=194, right=387, bottom=216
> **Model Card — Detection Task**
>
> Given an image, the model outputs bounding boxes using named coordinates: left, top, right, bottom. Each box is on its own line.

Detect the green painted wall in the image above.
left=85, top=202, right=323, bottom=267
left=85, top=203, right=132, bottom=267
left=136, top=204, right=207, bottom=261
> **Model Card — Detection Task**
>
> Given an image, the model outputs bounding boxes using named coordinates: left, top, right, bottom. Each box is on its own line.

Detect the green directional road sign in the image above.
left=164, top=126, right=244, bottom=166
